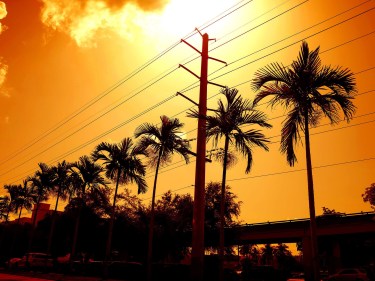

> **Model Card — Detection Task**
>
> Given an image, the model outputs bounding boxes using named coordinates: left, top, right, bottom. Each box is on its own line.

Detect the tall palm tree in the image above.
left=188, top=87, right=271, bottom=281
left=48, top=160, right=72, bottom=254
left=252, top=41, right=356, bottom=281
left=27, top=163, right=53, bottom=252
left=135, top=115, right=190, bottom=280
left=7, top=180, right=35, bottom=257
left=12, top=180, right=35, bottom=224
left=70, top=155, right=107, bottom=260
left=3, top=184, right=19, bottom=222
left=92, top=137, right=147, bottom=263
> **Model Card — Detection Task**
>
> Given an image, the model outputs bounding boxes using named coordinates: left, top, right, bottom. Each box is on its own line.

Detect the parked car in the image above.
left=326, top=268, right=369, bottom=281
left=287, top=271, right=329, bottom=281
left=7, top=252, right=54, bottom=270
left=288, top=272, right=305, bottom=281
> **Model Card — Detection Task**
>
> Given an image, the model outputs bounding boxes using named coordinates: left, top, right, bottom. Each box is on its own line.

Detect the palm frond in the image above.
left=280, top=107, right=302, bottom=166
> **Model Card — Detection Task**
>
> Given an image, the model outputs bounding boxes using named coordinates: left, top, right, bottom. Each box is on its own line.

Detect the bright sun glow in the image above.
left=144, top=0, right=238, bottom=38
left=40, top=0, right=238, bottom=47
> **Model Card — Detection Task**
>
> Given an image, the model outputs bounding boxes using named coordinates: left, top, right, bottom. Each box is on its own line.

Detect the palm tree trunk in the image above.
left=304, top=113, right=319, bottom=281
left=9, top=207, right=24, bottom=258
left=71, top=189, right=85, bottom=269
left=48, top=190, right=60, bottom=254
left=105, top=168, right=121, bottom=262
left=147, top=149, right=163, bottom=281
left=219, top=136, right=230, bottom=281
left=17, top=207, right=23, bottom=224
left=28, top=200, right=40, bottom=253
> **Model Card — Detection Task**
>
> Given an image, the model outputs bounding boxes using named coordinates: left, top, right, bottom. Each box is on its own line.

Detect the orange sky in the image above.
left=0, top=0, right=374, bottom=224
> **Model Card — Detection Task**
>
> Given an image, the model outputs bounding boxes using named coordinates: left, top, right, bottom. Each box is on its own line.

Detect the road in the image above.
left=0, top=273, right=53, bottom=281
left=0, top=272, right=123, bottom=281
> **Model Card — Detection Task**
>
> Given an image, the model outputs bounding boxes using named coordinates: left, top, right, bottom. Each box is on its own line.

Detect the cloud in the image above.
left=0, top=59, right=9, bottom=98
left=0, top=1, right=7, bottom=34
left=40, top=0, right=169, bottom=47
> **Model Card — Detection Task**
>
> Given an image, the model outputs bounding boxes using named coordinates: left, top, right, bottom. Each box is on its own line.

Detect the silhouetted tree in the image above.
left=188, top=87, right=271, bottom=281
left=48, top=160, right=73, bottom=254
left=3, top=184, right=20, bottom=222
left=135, top=115, right=190, bottom=281
left=12, top=180, right=35, bottom=224
left=27, top=163, right=53, bottom=252
left=362, top=182, right=375, bottom=210
left=0, top=196, right=9, bottom=221
left=273, top=243, right=294, bottom=272
left=261, top=244, right=275, bottom=265
left=70, top=155, right=108, bottom=260
left=92, top=137, right=147, bottom=265
left=252, top=41, right=356, bottom=281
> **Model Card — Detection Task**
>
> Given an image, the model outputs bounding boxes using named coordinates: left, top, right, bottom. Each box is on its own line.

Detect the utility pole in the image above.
left=180, top=30, right=226, bottom=281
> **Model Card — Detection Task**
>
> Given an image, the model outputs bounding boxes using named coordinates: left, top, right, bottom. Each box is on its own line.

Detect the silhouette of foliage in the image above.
left=362, top=183, right=375, bottom=209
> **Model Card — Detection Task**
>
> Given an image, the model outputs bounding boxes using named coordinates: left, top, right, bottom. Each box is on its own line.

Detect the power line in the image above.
left=2, top=3, right=374, bottom=185
left=208, top=6, right=375, bottom=83
left=142, top=157, right=375, bottom=202
left=228, top=157, right=375, bottom=182
left=0, top=0, right=254, bottom=167
left=0, top=0, right=314, bottom=176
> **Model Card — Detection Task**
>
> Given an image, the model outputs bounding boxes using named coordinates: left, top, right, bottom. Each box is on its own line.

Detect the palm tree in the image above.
left=188, top=87, right=271, bottom=281
left=12, top=180, right=35, bottom=224
left=0, top=196, right=10, bottom=221
left=70, top=155, right=108, bottom=260
left=7, top=180, right=35, bottom=257
left=134, top=115, right=190, bottom=280
left=252, top=41, right=356, bottom=281
left=27, top=163, right=53, bottom=252
left=48, top=160, right=72, bottom=254
left=3, top=184, right=19, bottom=222
left=261, top=244, right=275, bottom=266
left=92, top=137, right=147, bottom=264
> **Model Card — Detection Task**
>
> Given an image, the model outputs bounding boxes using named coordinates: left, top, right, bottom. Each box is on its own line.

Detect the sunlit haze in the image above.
left=0, top=0, right=374, bottom=225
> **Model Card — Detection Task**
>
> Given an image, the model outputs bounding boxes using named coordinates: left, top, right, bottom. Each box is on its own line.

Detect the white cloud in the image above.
left=0, top=59, right=9, bottom=98
left=0, top=1, right=7, bottom=35
left=40, top=0, right=167, bottom=48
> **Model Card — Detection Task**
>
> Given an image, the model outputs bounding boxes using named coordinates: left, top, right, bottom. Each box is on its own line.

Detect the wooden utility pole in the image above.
left=180, top=30, right=226, bottom=281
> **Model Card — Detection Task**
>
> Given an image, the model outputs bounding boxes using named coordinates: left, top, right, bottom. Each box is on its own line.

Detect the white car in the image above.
left=326, top=268, right=369, bottom=281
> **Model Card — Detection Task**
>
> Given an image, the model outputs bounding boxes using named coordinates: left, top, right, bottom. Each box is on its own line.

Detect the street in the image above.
left=0, top=273, right=52, bottom=281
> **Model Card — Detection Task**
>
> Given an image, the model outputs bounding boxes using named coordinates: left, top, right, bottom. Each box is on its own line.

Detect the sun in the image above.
left=156, top=0, right=238, bottom=38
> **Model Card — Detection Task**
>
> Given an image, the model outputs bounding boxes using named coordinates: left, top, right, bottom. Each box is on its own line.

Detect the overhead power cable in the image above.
left=3, top=4, right=374, bottom=185
left=208, top=6, right=375, bottom=84
left=0, top=0, right=254, bottom=167
left=143, top=157, right=375, bottom=201
left=0, top=0, right=310, bottom=176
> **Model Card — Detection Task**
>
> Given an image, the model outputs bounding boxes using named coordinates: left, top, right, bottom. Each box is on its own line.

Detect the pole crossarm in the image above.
left=208, top=81, right=226, bottom=88
left=186, top=149, right=212, bottom=163
left=176, top=92, right=198, bottom=107
left=179, top=64, right=200, bottom=80
left=181, top=39, right=201, bottom=55
left=208, top=56, right=227, bottom=66
left=176, top=92, right=219, bottom=112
